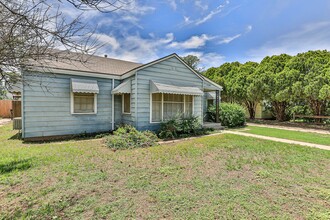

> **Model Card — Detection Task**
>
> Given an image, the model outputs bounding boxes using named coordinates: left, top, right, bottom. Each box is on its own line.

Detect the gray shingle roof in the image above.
left=29, top=50, right=143, bottom=76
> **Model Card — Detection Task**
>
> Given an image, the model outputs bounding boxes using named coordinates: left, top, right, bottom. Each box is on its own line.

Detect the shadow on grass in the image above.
left=225, top=125, right=248, bottom=131
left=21, top=131, right=113, bottom=145
left=9, top=132, right=22, bottom=140
left=0, top=158, right=33, bottom=174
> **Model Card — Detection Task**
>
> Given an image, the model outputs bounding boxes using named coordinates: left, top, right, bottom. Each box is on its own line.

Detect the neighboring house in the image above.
left=245, top=102, right=273, bottom=119
left=7, top=82, right=22, bottom=100
left=20, top=52, right=222, bottom=139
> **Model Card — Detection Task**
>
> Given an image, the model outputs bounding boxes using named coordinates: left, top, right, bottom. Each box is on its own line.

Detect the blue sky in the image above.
left=62, top=0, right=330, bottom=68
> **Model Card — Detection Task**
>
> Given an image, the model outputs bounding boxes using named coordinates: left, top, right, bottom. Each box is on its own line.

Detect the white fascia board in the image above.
left=28, top=66, right=121, bottom=80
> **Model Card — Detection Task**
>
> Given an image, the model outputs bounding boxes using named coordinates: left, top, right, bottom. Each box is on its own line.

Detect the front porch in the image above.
left=203, top=87, right=221, bottom=125
left=202, top=122, right=224, bottom=130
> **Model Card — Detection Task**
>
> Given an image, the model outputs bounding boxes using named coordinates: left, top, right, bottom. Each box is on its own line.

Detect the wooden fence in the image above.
left=12, top=101, right=21, bottom=118
left=0, top=100, right=12, bottom=118
left=0, top=100, right=21, bottom=118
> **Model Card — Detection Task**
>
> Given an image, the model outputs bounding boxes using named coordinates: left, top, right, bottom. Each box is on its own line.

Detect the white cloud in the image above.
left=246, top=25, right=253, bottom=32
left=195, top=0, right=208, bottom=11
left=169, top=34, right=214, bottom=49
left=216, top=25, right=252, bottom=44
left=92, top=33, right=120, bottom=50
left=218, top=34, right=241, bottom=44
left=195, top=0, right=230, bottom=25
left=118, top=1, right=156, bottom=16
left=183, top=16, right=190, bottom=23
left=94, top=32, right=175, bottom=63
left=167, top=0, right=177, bottom=10
left=248, top=21, right=330, bottom=62
left=180, top=51, right=226, bottom=68
left=200, top=52, right=226, bottom=68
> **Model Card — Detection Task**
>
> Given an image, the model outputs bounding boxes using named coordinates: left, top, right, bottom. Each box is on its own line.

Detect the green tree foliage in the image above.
left=256, top=54, right=292, bottom=121
left=204, top=50, right=330, bottom=121
left=181, top=55, right=203, bottom=73
left=286, top=50, right=330, bottom=116
left=228, top=61, right=260, bottom=119
left=204, top=61, right=260, bottom=119
left=203, top=62, right=240, bottom=102
left=0, top=85, right=6, bottom=99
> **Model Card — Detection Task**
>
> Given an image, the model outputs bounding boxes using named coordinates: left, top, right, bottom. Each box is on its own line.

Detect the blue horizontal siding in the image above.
left=135, top=57, right=204, bottom=131
left=22, top=72, right=120, bottom=138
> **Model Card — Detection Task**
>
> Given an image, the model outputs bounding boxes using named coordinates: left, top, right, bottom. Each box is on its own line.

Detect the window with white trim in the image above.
left=72, top=93, right=97, bottom=114
left=122, top=93, right=131, bottom=114
left=152, top=93, right=162, bottom=122
left=151, top=93, right=193, bottom=122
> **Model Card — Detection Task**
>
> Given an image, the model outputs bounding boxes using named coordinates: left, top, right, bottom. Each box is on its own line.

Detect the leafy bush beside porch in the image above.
left=208, top=103, right=246, bottom=128
left=158, top=115, right=213, bottom=139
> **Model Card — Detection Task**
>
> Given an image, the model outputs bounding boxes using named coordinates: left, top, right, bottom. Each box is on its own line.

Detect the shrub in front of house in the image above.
left=105, top=124, right=158, bottom=150
left=158, top=115, right=213, bottom=139
left=208, top=103, right=246, bottom=128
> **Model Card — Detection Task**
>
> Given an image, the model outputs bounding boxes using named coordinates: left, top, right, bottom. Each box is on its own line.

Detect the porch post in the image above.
left=215, top=90, right=220, bottom=123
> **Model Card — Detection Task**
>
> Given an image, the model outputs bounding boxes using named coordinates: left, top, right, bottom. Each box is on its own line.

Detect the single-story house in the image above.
left=20, top=52, right=222, bottom=139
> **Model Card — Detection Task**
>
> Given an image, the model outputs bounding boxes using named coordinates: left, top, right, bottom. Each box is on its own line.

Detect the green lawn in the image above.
left=241, top=126, right=330, bottom=146
left=1, top=123, right=329, bottom=219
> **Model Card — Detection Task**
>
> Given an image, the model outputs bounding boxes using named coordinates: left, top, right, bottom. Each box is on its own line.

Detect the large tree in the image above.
left=203, top=61, right=241, bottom=102
left=288, top=50, right=330, bottom=116
left=0, top=0, right=128, bottom=88
left=255, top=54, right=292, bottom=121
left=227, top=61, right=260, bottom=119
left=181, top=55, right=203, bottom=73
left=205, top=61, right=260, bottom=119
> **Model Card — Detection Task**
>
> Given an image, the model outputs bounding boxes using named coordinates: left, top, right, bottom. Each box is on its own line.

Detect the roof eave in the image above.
left=24, top=66, right=122, bottom=79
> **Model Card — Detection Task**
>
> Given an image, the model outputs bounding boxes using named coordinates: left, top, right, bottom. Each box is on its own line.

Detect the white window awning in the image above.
left=112, top=80, right=131, bottom=94
left=71, top=78, right=99, bottom=94
left=150, top=80, right=203, bottom=96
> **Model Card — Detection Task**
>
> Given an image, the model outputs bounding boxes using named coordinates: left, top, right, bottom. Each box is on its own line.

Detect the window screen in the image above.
left=123, top=93, right=131, bottom=113
left=73, top=93, right=95, bottom=113
left=152, top=93, right=162, bottom=122
left=152, top=93, right=193, bottom=121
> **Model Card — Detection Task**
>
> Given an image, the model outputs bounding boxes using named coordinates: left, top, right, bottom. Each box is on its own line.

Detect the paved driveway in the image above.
left=0, top=118, right=11, bottom=127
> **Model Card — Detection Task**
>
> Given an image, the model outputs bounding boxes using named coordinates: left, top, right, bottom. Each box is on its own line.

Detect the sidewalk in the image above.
left=224, top=130, right=330, bottom=151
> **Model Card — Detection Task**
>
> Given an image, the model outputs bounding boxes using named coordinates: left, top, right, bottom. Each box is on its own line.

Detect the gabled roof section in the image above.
left=122, top=53, right=204, bottom=81
left=122, top=53, right=223, bottom=91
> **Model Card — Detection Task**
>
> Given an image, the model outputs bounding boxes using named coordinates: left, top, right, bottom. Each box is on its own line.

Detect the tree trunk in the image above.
left=245, top=101, right=257, bottom=120
left=309, top=99, right=326, bottom=123
left=272, top=101, right=287, bottom=121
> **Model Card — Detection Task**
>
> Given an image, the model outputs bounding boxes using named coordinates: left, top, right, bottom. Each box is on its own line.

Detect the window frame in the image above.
left=70, top=92, right=97, bottom=115
left=122, top=93, right=131, bottom=114
left=150, top=93, right=194, bottom=123
left=207, top=99, right=214, bottom=110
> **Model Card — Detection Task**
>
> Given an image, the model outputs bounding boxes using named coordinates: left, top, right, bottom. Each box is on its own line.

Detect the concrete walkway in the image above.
left=0, top=118, right=11, bottom=127
left=247, top=123, right=330, bottom=135
left=224, top=130, right=330, bottom=151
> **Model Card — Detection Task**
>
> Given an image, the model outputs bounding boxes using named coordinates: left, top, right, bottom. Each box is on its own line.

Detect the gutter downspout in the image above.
left=111, top=79, right=115, bottom=130
left=21, top=71, right=25, bottom=138
left=135, top=71, right=138, bottom=128
left=202, top=80, right=204, bottom=125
